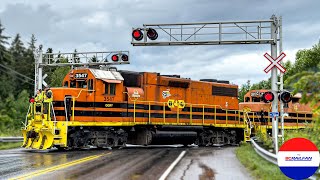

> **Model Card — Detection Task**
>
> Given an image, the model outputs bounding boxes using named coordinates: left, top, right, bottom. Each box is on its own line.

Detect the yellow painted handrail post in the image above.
left=148, top=102, right=151, bottom=124
left=133, top=100, right=136, bottom=123
left=305, top=113, right=307, bottom=124
left=190, top=104, right=192, bottom=125
left=72, top=97, right=75, bottom=121
left=296, top=112, right=298, bottom=128
left=253, top=112, right=255, bottom=124
left=214, top=106, right=216, bottom=125
left=226, top=109, right=228, bottom=125
left=163, top=102, right=165, bottom=123
left=177, top=107, right=179, bottom=124
left=202, top=105, right=205, bottom=125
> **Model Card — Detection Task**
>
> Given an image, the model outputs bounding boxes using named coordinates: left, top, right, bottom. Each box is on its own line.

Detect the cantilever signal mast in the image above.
left=131, top=15, right=283, bottom=153
left=33, top=47, right=130, bottom=95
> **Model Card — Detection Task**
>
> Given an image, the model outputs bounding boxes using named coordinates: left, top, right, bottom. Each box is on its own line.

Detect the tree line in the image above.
left=0, top=21, right=70, bottom=135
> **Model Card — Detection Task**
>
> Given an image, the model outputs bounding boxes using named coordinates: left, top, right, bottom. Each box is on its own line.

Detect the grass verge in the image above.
left=0, top=142, right=22, bottom=150
left=236, top=143, right=290, bottom=180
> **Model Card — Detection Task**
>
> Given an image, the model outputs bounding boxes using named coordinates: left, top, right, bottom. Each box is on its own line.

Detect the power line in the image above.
left=0, top=63, right=34, bottom=82
left=0, top=67, right=34, bottom=86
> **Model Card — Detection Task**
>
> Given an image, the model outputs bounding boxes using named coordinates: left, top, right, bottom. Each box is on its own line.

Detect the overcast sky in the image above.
left=0, top=0, right=319, bottom=86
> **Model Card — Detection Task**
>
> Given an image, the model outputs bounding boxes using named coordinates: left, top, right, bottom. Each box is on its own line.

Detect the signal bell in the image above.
left=279, top=91, right=292, bottom=103
left=262, top=91, right=274, bottom=103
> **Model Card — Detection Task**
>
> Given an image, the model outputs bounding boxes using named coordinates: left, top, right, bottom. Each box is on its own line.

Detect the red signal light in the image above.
left=132, top=29, right=143, bottom=41
left=111, top=54, right=119, bottom=61
left=262, top=91, right=274, bottom=103
left=147, top=28, right=158, bottom=40
left=121, top=54, right=128, bottom=61
left=29, top=98, right=35, bottom=103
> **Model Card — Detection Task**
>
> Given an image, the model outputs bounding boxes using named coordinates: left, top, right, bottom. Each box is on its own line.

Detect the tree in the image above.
left=28, top=34, right=36, bottom=52
left=238, top=80, right=251, bottom=102
left=73, top=49, right=80, bottom=63
left=284, top=43, right=320, bottom=147
left=49, top=57, right=70, bottom=87
left=284, top=41, right=320, bottom=86
left=0, top=20, right=10, bottom=65
left=90, top=55, right=98, bottom=62
left=9, top=34, right=33, bottom=96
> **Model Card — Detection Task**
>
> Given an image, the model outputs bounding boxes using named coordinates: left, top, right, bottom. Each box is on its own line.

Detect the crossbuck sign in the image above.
left=264, top=52, right=286, bottom=73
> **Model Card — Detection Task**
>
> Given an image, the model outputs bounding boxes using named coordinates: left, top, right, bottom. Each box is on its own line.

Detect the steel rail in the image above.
left=0, top=137, right=23, bottom=142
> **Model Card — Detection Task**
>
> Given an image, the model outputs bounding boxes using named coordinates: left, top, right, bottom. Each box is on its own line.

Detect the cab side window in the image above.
left=63, top=81, right=68, bottom=87
left=104, top=83, right=116, bottom=95
left=110, top=84, right=116, bottom=95
left=88, top=79, right=93, bottom=90
left=77, top=81, right=87, bottom=88
left=70, top=81, right=76, bottom=88
left=104, top=82, right=109, bottom=94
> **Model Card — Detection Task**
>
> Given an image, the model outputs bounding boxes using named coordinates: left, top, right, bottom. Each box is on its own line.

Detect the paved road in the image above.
left=0, top=146, right=184, bottom=180
left=168, top=147, right=252, bottom=180
left=0, top=146, right=251, bottom=180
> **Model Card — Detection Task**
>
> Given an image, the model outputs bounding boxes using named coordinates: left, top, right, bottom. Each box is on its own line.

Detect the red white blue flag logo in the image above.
left=278, top=138, right=319, bottom=179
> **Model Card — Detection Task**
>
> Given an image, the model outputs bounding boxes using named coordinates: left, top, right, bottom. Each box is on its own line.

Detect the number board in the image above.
left=75, top=73, right=88, bottom=79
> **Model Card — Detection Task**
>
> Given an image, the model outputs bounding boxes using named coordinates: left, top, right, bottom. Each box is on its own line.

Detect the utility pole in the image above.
left=279, top=16, right=285, bottom=144
left=270, top=15, right=279, bottom=153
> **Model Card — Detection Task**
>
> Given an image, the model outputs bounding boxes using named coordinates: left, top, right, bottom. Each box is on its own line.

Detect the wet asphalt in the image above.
left=169, top=147, right=253, bottom=180
left=0, top=146, right=252, bottom=180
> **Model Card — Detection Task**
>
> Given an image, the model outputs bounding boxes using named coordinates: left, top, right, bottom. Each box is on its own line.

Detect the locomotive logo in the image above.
left=132, top=90, right=140, bottom=98
left=162, top=90, right=171, bottom=99
left=250, top=91, right=263, bottom=97
left=167, top=99, right=185, bottom=108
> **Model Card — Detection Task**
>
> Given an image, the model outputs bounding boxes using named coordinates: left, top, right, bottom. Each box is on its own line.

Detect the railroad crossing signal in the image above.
left=279, top=91, right=292, bottom=103
left=167, top=99, right=185, bottom=108
left=261, top=91, right=275, bottom=103
left=264, top=52, right=286, bottom=73
left=42, top=74, right=48, bottom=87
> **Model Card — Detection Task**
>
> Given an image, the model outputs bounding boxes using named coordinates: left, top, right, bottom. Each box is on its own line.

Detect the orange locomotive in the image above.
left=22, top=67, right=313, bottom=150
left=23, top=67, right=250, bottom=150
left=239, top=90, right=313, bottom=131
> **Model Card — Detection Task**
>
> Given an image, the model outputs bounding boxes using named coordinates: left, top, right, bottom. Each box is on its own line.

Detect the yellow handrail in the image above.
left=190, top=104, right=192, bottom=124
left=163, top=102, right=166, bottom=123
left=148, top=102, right=151, bottom=124
left=134, top=101, right=136, bottom=123
left=127, top=98, right=260, bottom=126
left=202, top=105, right=205, bottom=125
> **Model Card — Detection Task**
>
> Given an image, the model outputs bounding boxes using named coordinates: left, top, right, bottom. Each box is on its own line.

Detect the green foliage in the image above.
left=48, top=57, right=70, bottom=87
left=236, top=143, right=290, bottom=180
left=0, top=142, right=22, bottom=150
left=238, top=80, right=250, bottom=102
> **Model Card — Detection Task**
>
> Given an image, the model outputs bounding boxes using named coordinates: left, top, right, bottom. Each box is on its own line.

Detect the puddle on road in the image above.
left=198, top=163, right=216, bottom=180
